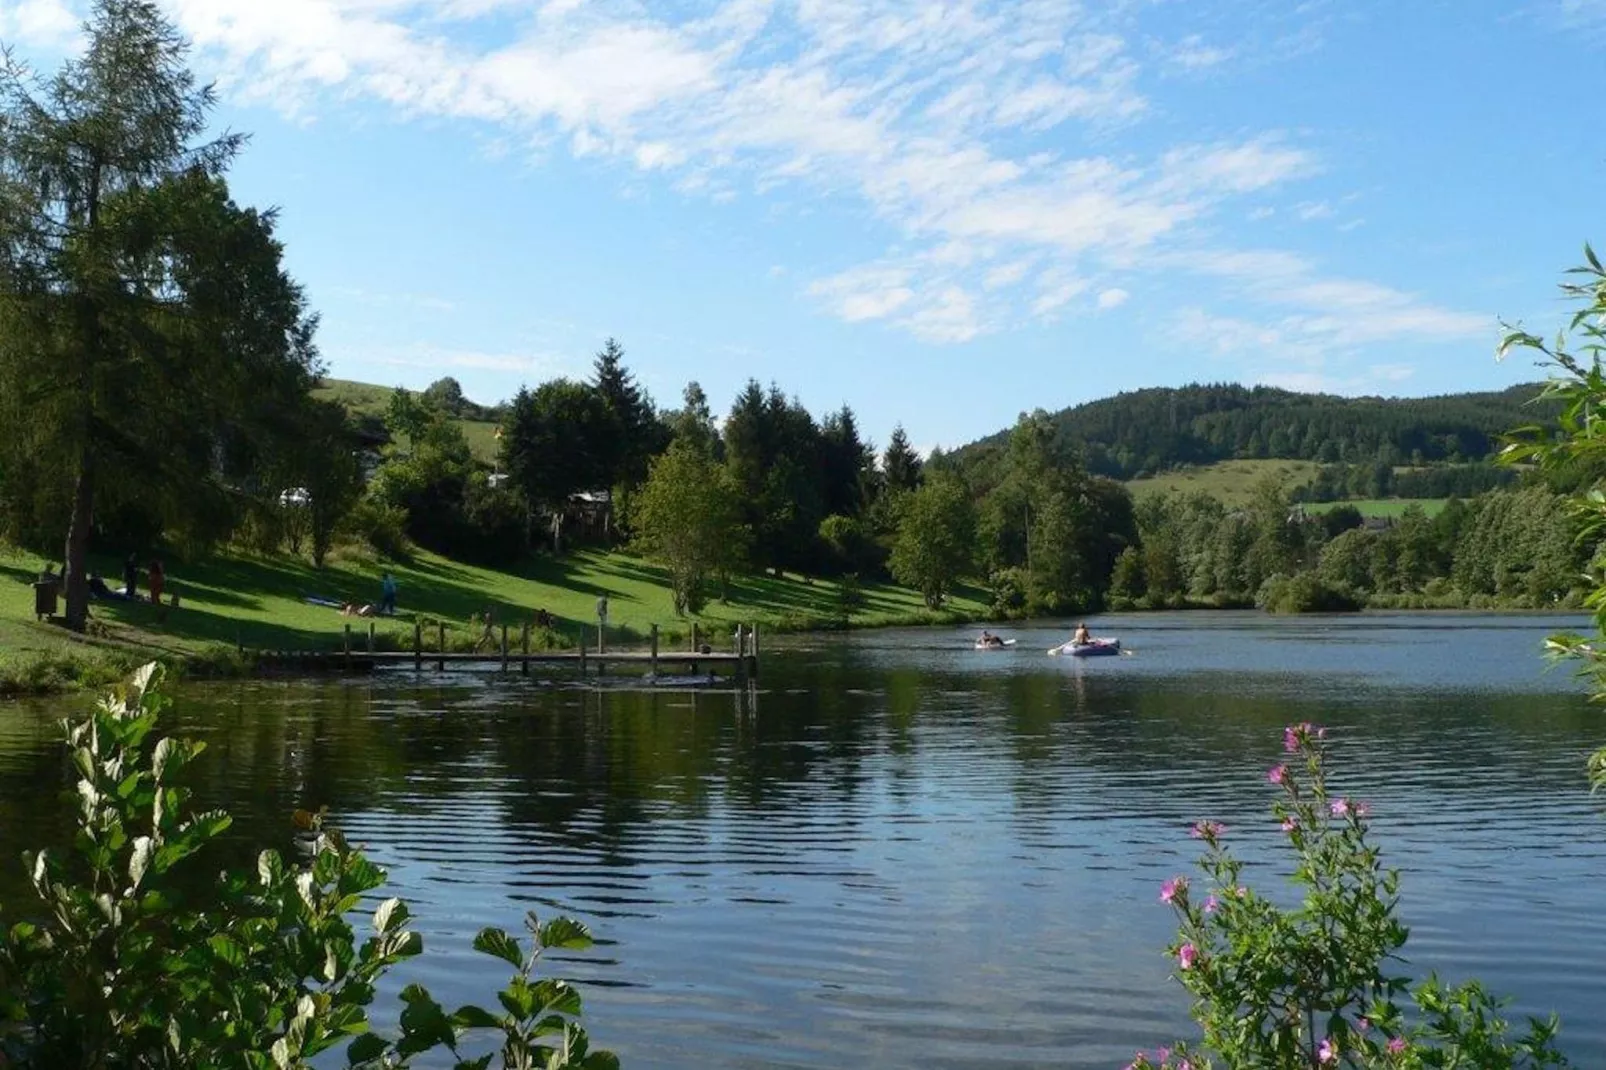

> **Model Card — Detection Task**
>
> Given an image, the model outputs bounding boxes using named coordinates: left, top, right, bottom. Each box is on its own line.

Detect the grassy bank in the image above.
left=0, top=546, right=985, bottom=695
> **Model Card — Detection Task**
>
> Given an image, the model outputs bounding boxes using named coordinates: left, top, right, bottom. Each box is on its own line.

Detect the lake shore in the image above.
left=0, top=546, right=983, bottom=696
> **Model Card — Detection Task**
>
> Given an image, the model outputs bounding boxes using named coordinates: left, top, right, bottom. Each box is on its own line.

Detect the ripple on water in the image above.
left=0, top=613, right=1603, bottom=1068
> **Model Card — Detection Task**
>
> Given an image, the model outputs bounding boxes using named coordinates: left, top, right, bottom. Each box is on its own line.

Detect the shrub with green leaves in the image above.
left=0, top=663, right=618, bottom=1070
left=1128, top=724, right=1569, bottom=1070
left=1499, top=247, right=1606, bottom=789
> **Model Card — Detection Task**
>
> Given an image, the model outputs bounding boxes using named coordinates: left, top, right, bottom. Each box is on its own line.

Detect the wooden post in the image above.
left=735, top=625, right=748, bottom=685
left=598, top=622, right=606, bottom=654
left=579, top=627, right=588, bottom=678
left=650, top=624, right=659, bottom=678
left=521, top=622, right=530, bottom=676
left=437, top=620, right=446, bottom=673
left=500, top=623, right=509, bottom=671
left=751, top=622, right=760, bottom=681
left=343, top=624, right=351, bottom=670
left=414, top=620, right=422, bottom=671
left=367, top=621, right=376, bottom=654
left=690, top=622, right=700, bottom=674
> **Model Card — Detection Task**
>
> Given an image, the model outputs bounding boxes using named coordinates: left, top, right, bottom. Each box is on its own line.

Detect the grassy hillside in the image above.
left=0, top=545, right=984, bottom=693
left=313, top=378, right=503, bottom=463
left=1303, top=499, right=1450, bottom=519
left=950, top=381, right=1550, bottom=489
left=1125, top=460, right=1320, bottom=505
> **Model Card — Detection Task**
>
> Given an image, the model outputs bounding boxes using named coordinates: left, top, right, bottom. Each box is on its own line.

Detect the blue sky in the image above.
left=3, top=0, right=1603, bottom=453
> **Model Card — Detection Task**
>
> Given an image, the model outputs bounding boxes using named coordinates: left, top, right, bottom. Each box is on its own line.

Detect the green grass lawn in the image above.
left=1302, top=498, right=1450, bottom=518
left=0, top=544, right=985, bottom=691
left=1126, top=459, right=1321, bottom=505
left=313, top=378, right=502, bottom=464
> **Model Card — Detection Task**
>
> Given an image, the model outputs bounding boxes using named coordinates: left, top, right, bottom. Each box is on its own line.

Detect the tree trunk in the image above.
left=62, top=456, right=94, bottom=631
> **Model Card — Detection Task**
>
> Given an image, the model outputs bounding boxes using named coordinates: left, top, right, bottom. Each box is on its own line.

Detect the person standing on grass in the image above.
left=123, top=553, right=139, bottom=600
left=148, top=560, right=165, bottom=606
left=380, top=572, right=397, bottom=616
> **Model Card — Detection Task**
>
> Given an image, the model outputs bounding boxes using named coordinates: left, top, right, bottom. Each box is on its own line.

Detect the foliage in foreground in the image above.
left=1499, top=247, right=1606, bottom=791
left=0, top=664, right=618, bottom=1069
left=1129, top=724, right=1568, bottom=1070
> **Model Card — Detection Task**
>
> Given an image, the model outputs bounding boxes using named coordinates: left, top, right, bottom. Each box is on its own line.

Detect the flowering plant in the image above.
left=1127, top=724, right=1569, bottom=1069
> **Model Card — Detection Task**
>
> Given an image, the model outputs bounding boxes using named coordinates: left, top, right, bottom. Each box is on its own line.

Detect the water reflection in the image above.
left=0, top=613, right=1602, bottom=1068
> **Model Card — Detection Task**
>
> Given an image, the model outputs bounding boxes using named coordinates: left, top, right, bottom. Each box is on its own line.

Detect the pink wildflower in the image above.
left=1330, top=798, right=1351, bottom=818
left=1387, top=1037, right=1407, bottom=1055
left=1281, top=815, right=1299, bottom=832
left=1268, top=764, right=1288, bottom=785
left=1283, top=725, right=1301, bottom=752
left=1355, top=801, right=1372, bottom=817
left=1190, top=820, right=1225, bottom=840
left=1177, top=943, right=1198, bottom=970
left=1203, top=895, right=1219, bottom=914
left=1356, top=1016, right=1371, bottom=1032
left=1318, top=1037, right=1337, bottom=1064
left=1160, top=876, right=1187, bottom=904
left=1177, top=1060, right=1192, bottom=1070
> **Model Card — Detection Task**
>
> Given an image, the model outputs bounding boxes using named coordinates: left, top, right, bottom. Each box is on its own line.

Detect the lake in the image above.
left=2, top=611, right=1605, bottom=1068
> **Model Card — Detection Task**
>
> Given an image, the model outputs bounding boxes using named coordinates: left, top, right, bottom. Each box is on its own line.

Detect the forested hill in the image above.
left=950, top=383, right=1553, bottom=482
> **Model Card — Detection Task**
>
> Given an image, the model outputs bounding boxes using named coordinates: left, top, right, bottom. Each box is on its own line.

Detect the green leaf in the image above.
left=207, top=934, right=248, bottom=968
left=129, top=835, right=155, bottom=889
left=473, top=926, right=524, bottom=968
left=346, top=1032, right=388, bottom=1065
left=374, top=896, right=408, bottom=935
left=450, top=1004, right=503, bottom=1030
left=539, top=917, right=593, bottom=951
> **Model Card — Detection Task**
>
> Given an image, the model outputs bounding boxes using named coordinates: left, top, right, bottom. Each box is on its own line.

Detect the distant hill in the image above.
left=949, top=382, right=1554, bottom=486
left=313, top=377, right=504, bottom=463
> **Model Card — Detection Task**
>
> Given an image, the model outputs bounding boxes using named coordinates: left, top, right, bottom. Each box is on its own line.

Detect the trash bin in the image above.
left=33, top=581, right=58, bottom=621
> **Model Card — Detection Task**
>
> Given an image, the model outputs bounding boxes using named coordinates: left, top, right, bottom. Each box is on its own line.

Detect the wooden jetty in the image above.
left=257, top=620, right=761, bottom=685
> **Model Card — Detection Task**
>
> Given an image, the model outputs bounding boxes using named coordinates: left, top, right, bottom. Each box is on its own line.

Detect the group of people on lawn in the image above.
left=38, top=553, right=174, bottom=607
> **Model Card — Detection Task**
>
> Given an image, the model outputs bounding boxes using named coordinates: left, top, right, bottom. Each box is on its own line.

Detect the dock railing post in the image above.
left=751, top=622, right=760, bottom=681
left=579, top=627, right=588, bottom=678
left=414, top=620, right=422, bottom=671
left=522, top=622, right=531, bottom=676
left=368, top=621, right=376, bottom=654
left=437, top=621, right=446, bottom=673
left=501, top=623, right=509, bottom=672
left=343, top=624, right=351, bottom=671
left=650, top=624, right=659, bottom=678
left=691, top=622, right=700, bottom=674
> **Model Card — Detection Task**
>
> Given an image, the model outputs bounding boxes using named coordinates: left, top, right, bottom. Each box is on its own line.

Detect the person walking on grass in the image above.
left=380, top=572, right=397, bottom=616
left=148, top=560, right=165, bottom=606
left=123, top=553, right=139, bottom=600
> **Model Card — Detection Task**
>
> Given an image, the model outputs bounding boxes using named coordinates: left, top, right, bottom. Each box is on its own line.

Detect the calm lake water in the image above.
left=2, top=611, right=1605, bottom=1067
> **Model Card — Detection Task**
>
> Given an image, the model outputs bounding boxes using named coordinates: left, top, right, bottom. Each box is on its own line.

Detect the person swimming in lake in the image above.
left=977, top=630, right=1004, bottom=648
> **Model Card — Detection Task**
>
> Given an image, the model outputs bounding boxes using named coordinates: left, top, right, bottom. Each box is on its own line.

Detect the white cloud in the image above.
left=807, top=264, right=916, bottom=323
left=0, top=0, right=80, bottom=46
left=1096, top=287, right=1130, bottom=310
left=901, top=285, right=980, bottom=343
left=1296, top=200, right=1333, bottom=221
left=1162, top=34, right=1233, bottom=72
left=983, top=260, right=1032, bottom=290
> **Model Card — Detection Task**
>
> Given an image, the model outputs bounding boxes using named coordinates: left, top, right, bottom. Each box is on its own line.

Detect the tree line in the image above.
left=1111, top=481, right=1586, bottom=613
left=1288, top=461, right=1518, bottom=503
left=949, top=382, right=1556, bottom=484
